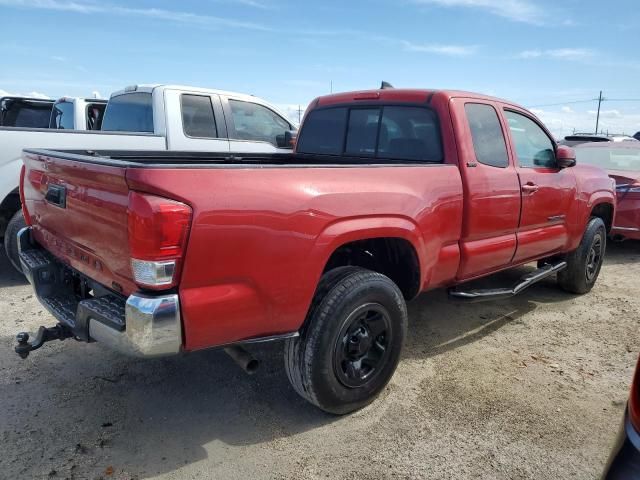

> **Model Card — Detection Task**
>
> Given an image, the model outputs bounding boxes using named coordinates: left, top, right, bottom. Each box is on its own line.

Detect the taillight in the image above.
left=19, top=165, right=32, bottom=226
left=630, top=356, right=640, bottom=432
left=127, top=192, right=192, bottom=289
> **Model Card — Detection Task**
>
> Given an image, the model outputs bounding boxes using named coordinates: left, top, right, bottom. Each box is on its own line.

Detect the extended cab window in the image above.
left=298, top=105, right=442, bottom=162
left=465, top=103, right=509, bottom=168
left=505, top=110, right=556, bottom=168
left=101, top=92, right=154, bottom=133
left=181, top=94, right=217, bottom=138
left=50, top=101, right=74, bottom=129
left=228, top=100, right=291, bottom=146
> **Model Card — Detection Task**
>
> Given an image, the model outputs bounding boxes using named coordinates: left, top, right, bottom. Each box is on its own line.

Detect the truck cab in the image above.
left=0, top=96, right=54, bottom=128
left=101, top=85, right=297, bottom=152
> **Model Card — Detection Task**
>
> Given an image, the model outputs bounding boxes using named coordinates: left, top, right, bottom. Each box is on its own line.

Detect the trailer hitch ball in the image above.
left=14, top=324, right=74, bottom=359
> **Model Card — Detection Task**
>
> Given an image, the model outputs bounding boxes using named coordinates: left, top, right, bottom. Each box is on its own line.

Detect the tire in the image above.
left=558, top=217, right=606, bottom=294
left=4, top=210, right=26, bottom=274
left=284, top=266, right=408, bottom=414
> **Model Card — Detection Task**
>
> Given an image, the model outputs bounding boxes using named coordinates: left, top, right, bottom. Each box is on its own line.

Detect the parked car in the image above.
left=0, top=96, right=54, bottom=128
left=574, top=143, right=640, bottom=240
left=634, top=131, right=640, bottom=142
left=560, top=133, right=638, bottom=147
left=602, top=355, right=640, bottom=479
left=1, top=85, right=297, bottom=272
left=15, top=88, right=615, bottom=414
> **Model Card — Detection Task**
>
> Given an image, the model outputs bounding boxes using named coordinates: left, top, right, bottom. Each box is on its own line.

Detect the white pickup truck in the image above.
left=1, top=84, right=297, bottom=271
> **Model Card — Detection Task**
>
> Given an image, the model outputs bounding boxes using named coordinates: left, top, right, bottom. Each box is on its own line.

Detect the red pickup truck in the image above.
left=16, top=88, right=615, bottom=414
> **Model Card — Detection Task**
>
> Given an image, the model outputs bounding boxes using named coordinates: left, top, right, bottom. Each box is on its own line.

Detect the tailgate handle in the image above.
left=45, top=184, right=67, bottom=208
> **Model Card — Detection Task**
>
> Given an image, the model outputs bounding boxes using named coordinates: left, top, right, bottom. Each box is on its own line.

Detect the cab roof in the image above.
left=313, top=89, right=525, bottom=110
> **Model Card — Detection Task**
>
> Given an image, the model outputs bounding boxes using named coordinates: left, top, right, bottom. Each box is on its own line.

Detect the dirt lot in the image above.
left=1, top=241, right=639, bottom=480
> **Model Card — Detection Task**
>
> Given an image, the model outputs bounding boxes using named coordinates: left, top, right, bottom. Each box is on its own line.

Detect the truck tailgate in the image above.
left=22, top=151, right=137, bottom=295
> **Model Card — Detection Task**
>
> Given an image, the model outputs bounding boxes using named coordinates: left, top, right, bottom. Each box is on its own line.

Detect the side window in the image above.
left=504, top=110, right=556, bottom=168
left=50, top=101, right=74, bottom=129
left=345, top=108, right=380, bottom=156
left=296, top=107, right=347, bottom=155
left=465, top=103, right=509, bottom=168
left=181, top=94, right=217, bottom=138
left=228, top=100, right=291, bottom=146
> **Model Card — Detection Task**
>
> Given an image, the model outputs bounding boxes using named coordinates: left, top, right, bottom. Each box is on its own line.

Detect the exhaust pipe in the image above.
left=224, top=346, right=259, bottom=374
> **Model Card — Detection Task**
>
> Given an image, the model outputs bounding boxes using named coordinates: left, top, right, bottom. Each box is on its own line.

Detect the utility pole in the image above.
left=595, top=90, right=603, bottom=134
left=330, top=80, right=333, bottom=94
left=297, top=104, right=303, bottom=124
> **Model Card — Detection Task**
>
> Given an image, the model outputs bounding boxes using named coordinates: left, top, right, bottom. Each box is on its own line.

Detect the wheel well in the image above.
left=323, top=237, right=421, bottom=300
left=591, top=203, right=613, bottom=233
left=0, top=188, right=21, bottom=237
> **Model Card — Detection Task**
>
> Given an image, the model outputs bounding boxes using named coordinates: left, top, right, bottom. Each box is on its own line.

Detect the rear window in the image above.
left=0, top=99, right=53, bottom=128
left=101, top=92, right=154, bottom=133
left=297, top=105, right=442, bottom=162
left=50, top=101, right=74, bottom=129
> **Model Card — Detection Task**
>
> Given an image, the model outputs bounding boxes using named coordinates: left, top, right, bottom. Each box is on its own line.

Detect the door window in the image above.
left=465, top=103, right=509, bottom=168
left=50, top=101, right=74, bottom=129
left=228, top=100, right=291, bottom=146
left=504, top=110, right=556, bottom=168
left=181, top=94, right=217, bottom=138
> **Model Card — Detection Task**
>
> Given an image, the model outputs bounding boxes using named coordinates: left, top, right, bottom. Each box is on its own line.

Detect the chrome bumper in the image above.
left=17, top=227, right=182, bottom=358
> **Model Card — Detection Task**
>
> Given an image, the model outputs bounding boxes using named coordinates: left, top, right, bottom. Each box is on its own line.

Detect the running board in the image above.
left=448, top=261, right=567, bottom=303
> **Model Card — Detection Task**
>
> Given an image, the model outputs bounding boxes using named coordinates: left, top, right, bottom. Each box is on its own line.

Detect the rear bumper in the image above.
left=18, top=227, right=182, bottom=357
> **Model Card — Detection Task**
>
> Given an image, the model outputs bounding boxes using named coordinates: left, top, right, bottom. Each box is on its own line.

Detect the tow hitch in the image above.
left=15, top=323, right=74, bottom=359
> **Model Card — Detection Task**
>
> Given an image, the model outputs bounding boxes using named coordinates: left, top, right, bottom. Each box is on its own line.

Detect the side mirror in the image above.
left=276, top=130, right=297, bottom=149
left=556, top=145, right=576, bottom=168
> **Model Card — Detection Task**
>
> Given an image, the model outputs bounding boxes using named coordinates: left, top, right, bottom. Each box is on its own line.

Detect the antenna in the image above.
left=380, top=81, right=394, bottom=90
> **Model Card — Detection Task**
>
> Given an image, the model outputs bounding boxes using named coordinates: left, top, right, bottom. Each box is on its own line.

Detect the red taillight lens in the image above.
left=629, top=357, right=640, bottom=432
left=19, top=165, right=32, bottom=226
left=127, top=192, right=192, bottom=288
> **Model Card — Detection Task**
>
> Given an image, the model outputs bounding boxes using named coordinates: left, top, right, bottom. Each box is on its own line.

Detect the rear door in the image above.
left=503, top=108, right=577, bottom=263
left=451, top=99, right=522, bottom=280
left=164, top=89, right=230, bottom=152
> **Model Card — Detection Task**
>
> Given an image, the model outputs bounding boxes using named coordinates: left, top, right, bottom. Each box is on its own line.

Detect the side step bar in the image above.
left=448, top=261, right=567, bottom=303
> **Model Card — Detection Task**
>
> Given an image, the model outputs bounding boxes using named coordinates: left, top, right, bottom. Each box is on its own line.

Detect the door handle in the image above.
left=522, top=182, right=539, bottom=194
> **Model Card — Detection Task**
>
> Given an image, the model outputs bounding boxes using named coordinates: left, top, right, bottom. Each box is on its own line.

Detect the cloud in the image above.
left=0, top=0, right=272, bottom=31
left=532, top=107, right=640, bottom=138
left=0, top=88, right=50, bottom=98
left=561, top=106, right=574, bottom=113
left=587, top=109, right=623, bottom=119
left=51, top=55, right=67, bottom=62
left=517, top=48, right=595, bottom=60
left=411, top=0, right=544, bottom=24
left=402, top=40, right=478, bottom=56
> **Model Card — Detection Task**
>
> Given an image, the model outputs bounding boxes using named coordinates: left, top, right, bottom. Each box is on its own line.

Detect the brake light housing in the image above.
left=127, top=192, right=192, bottom=289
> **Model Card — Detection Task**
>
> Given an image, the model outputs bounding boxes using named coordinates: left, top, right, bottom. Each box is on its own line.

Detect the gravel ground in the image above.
left=1, top=240, right=639, bottom=480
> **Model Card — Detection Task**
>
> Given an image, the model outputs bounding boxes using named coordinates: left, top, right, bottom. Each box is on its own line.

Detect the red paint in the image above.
left=21, top=89, right=616, bottom=351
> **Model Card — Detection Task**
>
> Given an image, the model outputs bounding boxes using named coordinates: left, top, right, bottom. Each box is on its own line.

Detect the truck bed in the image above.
left=25, top=148, right=442, bottom=167
left=22, top=147, right=463, bottom=350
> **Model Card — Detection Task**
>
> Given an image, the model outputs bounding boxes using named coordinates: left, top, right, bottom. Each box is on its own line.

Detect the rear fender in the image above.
left=310, top=215, right=427, bottom=289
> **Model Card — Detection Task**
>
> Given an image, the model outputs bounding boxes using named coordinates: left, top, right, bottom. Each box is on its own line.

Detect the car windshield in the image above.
left=575, top=146, right=640, bottom=171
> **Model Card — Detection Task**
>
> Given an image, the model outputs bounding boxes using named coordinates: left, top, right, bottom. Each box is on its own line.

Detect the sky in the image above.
left=0, top=0, right=639, bottom=137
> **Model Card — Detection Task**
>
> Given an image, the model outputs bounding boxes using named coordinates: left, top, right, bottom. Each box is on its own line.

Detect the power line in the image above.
left=529, top=97, right=640, bottom=108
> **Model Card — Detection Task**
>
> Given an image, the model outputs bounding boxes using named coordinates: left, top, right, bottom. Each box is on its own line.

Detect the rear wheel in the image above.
left=558, top=217, right=606, bottom=294
left=284, top=266, right=407, bottom=414
left=4, top=210, right=26, bottom=274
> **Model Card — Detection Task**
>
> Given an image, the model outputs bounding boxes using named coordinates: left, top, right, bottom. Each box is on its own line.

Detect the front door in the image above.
left=503, top=109, right=577, bottom=263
